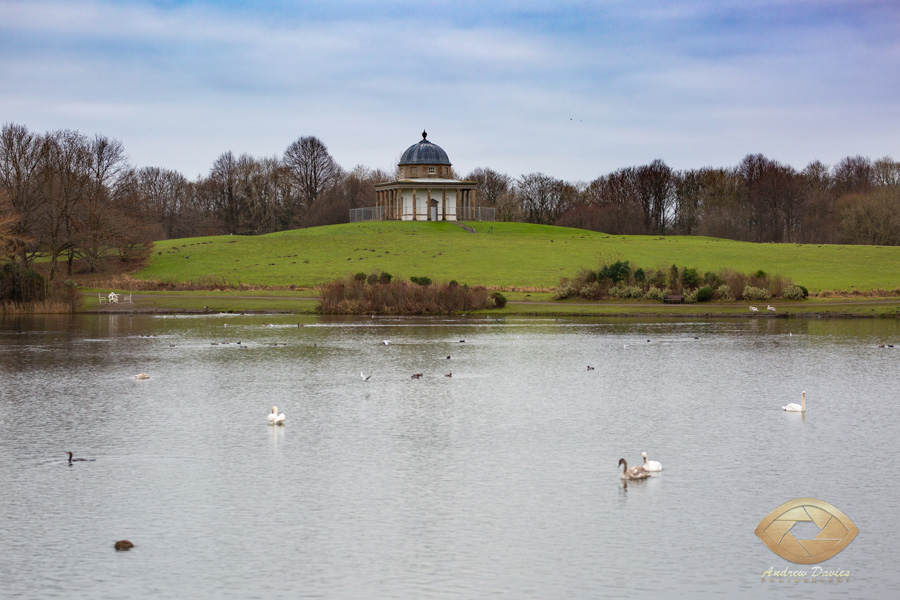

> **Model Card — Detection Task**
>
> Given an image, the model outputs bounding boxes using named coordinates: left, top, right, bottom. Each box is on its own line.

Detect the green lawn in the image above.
left=137, top=222, right=900, bottom=293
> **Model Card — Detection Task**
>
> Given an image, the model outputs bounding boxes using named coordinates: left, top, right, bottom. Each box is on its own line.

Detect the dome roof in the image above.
left=399, top=131, right=451, bottom=166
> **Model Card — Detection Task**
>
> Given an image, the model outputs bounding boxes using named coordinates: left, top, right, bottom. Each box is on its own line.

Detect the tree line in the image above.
left=3, top=121, right=900, bottom=282
left=469, top=154, right=900, bottom=246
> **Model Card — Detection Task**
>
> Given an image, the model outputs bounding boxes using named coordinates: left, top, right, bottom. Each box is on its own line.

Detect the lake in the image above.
left=1, top=313, right=898, bottom=599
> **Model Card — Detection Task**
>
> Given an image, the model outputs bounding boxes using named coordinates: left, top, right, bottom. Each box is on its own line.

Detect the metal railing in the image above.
left=349, top=206, right=495, bottom=223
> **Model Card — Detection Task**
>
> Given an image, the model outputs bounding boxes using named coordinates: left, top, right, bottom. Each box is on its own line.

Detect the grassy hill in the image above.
left=137, top=221, right=900, bottom=293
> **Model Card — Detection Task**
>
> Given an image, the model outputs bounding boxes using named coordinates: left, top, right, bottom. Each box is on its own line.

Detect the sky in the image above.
left=2, top=0, right=899, bottom=182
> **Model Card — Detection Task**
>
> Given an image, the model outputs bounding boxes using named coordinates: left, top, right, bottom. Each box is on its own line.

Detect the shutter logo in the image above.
left=755, top=498, right=858, bottom=564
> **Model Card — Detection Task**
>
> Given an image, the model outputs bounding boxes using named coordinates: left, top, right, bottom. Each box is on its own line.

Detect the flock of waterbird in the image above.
left=748, top=305, right=777, bottom=313
left=114, top=327, right=818, bottom=488
left=618, top=389, right=809, bottom=481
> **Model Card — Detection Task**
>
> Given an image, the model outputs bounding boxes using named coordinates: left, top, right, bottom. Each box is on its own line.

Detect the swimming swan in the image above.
left=782, top=391, right=806, bottom=412
left=267, top=406, right=285, bottom=425
left=618, top=458, right=650, bottom=480
left=641, top=451, right=663, bottom=472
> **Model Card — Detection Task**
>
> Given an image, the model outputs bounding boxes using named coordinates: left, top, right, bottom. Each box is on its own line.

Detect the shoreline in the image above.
left=72, top=294, right=900, bottom=319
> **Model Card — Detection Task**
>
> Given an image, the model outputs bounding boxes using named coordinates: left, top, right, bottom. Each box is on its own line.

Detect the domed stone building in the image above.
left=373, top=131, right=478, bottom=221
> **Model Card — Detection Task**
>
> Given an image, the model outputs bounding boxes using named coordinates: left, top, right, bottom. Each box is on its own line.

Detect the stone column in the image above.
left=412, top=189, right=417, bottom=221
left=427, top=189, right=432, bottom=221
left=441, top=189, right=447, bottom=221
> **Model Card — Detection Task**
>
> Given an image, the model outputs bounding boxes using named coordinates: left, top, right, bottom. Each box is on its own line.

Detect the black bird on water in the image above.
left=67, top=452, right=95, bottom=464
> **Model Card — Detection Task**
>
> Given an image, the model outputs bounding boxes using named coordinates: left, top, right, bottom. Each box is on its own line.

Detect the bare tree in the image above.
left=283, top=136, right=340, bottom=222
left=833, top=155, right=873, bottom=197
left=37, top=129, right=92, bottom=280
left=0, top=123, right=45, bottom=264
left=873, top=156, right=900, bottom=188
left=208, top=151, right=241, bottom=234
left=635, top=159, right=675, bottom=234
left=839, top=188, right=900, bottom=246
left=465, top=167, right=512, bottom=208
left=516, top=173, right=570, bottom=225
left=73, top=135, right=129, bottom=272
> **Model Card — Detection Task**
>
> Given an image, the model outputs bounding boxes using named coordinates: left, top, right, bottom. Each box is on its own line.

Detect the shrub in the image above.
left=743, top=285, right=771, bottom=301
left=633, top=268, right=646, bottom=284
left=367, top=273, right=380, bottom=285
left=610, top=285, right=643, bottom=299
left=783, top=284, right=807, bottom=300
left=491, top=291, right=507, bottom=308
left=410, top=276, right=432, bottom=286
left=379, top=271, right=393, bottom=284
left=720, top=269, right=748, bottom=298
left=668, top=264, right=680, bottom=290
left=598, top=260, right=631, bottom=284
left=717, top=284, right=732, bottom=300
left=319, top=275, right=492, bottom=315
left=354, top=272, right=367, bottom=282
left=681, top=267, right=700, bottom=289
left=695, top=286, right=714, bottom=302
left=553, top=281, right=578, bottom=300
left=704, top=271, right=723, bottom=288
left=684, top=289, right=698, bottom=303
left=0, top=263, right=47, bottom=303
left=754, top=269, right=767, bottom=279
left=644, top=286, right=670, bottom=301
left=579, top=282, right=600, bottom=299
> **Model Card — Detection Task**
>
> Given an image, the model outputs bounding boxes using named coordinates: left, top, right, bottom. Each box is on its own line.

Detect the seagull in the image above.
left=360, top=372, right=372, bottom=381
left=382, top=340, right=390, bottom=346
left=587, top=366, right=595, bottom=371
left=749, top=306, right=759, bottom=312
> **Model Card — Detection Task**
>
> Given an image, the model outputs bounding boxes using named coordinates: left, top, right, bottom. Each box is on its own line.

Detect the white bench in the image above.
left=99, top=292, right=133, bottom=304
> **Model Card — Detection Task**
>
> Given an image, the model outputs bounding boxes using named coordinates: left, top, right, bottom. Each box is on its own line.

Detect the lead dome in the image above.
left=399, top=131, right=451, bottom=166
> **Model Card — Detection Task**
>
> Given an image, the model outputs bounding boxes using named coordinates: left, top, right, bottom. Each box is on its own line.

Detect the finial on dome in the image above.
left=422, top=130, right=427, bottom=140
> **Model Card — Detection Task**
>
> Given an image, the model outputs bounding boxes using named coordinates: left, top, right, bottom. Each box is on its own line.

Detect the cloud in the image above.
left=2, top=0, right=899, bottom=181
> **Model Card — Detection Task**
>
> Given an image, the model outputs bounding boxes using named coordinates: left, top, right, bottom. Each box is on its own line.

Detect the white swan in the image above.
left=618, top=458, right=650, bottom=480
left=767, top=305, right=776, bottom=312
left=267, top=406, right=285, bottom=425
left=641, top=451, right=663, bottom=472
left=749, top=306, right=758, bottom=312
left=782, top=391, right=806, bottom=412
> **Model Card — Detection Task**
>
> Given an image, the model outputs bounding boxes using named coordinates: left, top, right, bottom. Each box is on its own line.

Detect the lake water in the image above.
left=1, top=313, right=898, bottom=599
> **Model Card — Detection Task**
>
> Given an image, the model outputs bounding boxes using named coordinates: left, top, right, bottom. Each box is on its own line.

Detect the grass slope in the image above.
left=138, top=222, right=900, bottom=292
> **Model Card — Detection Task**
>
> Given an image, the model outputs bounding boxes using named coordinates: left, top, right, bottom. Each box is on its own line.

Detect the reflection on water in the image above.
left=1, top=314, right=899, bottom=599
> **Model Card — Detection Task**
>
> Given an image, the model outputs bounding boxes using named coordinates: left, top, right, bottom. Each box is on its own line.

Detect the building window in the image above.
left=428, top=167, right=436, bottom=174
